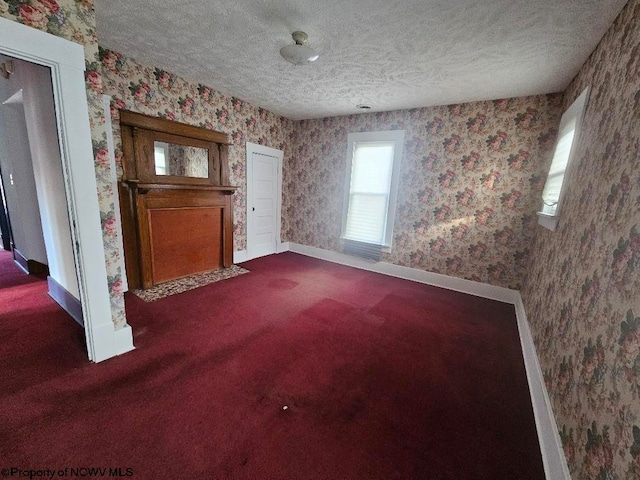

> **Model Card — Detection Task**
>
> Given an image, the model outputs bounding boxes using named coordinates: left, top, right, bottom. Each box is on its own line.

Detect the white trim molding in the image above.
left=277, top=241, right=290, bottom=253
left=288, top=242, right=519, bottom=303
left=92, top=323, right=134, bottom=362
left=0, top=17, right=133, bottom=362
left=233, top=250, right=248, bottom=264
left=234, top=242, right=290, bottom=264
left=286, top=242, right=568, bottom=479
left=515, top=294, right=571, bottom=480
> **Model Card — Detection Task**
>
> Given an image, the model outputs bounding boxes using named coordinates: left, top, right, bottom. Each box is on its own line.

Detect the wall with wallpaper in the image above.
left=522, top=0, right=640, bottom=478
left=97, top=46, right=294, bottom=254
left=0, top=0, right=128, bottom=327
left=0, top=0, right=295, bottom=330
left=284, top=95, right=562, bottom=289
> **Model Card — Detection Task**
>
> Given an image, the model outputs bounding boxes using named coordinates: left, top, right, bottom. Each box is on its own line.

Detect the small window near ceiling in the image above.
left=341, top=130, right=405, bottom=260
left=538, top=86, right=590, bottom=231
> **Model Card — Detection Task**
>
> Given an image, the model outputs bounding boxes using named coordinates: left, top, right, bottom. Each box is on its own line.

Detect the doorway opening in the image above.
left=0, top=55, right=82, bottom=323
left=0, top=16, right=133, bottom=362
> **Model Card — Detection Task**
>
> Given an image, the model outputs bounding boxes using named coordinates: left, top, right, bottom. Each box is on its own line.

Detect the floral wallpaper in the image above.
left=521, top=0, right=640, bottom=478
left=285, top=95, right=562, bottom=289
left=97, top=47, right=294, bottom=255
left=1, top=0, right=94, bottom=46
left=0, top=0, right=129, bottom=328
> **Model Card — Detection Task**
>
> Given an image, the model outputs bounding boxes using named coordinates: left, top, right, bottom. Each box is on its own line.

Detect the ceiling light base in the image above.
left=280, top=31, right=319, bottom=66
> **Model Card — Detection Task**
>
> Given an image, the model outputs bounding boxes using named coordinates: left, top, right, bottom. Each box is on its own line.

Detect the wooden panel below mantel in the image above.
left=149, top=207, right=222, bottom=284
left=125, top=183, right=235, bottom=290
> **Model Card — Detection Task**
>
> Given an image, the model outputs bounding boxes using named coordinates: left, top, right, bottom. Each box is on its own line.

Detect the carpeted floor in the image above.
left=0, top=249, right=544, bottom=479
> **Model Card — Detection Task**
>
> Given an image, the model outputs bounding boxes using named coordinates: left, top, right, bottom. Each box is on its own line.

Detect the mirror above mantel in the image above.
left=117, top=110, right=237, bottom=290
left=153, top=140, right=209, bottom=178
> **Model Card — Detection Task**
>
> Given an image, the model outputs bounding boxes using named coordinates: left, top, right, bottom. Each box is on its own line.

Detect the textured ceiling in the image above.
left=95, top=0, right=628, bottom=120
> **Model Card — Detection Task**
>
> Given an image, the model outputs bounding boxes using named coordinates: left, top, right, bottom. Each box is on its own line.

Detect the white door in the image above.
left=246, top=142, right=283, bottom=260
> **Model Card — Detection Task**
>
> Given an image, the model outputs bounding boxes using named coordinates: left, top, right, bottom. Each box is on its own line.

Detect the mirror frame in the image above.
left=119, top=110, right=231, bottom=187
left=137, top=130, right=218, bottom=185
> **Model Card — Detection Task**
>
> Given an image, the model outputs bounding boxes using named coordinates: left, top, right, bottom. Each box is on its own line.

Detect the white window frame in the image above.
left=341, top=130, right=404, bottom=250
left=537, top=86, right=590, bottom=231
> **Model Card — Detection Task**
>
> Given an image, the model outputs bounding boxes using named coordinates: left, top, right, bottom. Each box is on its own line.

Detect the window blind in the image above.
left=541, top=119, right=576, bottom=214
left=344, top=142, right=395, bottom=245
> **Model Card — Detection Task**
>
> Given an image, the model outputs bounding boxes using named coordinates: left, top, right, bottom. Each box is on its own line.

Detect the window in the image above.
left=341, top=130, right=404, bottom=254
left=538, top=86, right=590, bottom=231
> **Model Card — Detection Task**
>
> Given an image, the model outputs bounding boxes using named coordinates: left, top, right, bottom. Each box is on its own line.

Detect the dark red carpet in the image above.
left=0, top=249, right=544, bottom=479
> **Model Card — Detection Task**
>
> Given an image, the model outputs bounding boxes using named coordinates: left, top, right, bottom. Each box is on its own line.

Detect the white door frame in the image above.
left=0, top=17, right=133, bottom=362
left=246, top=142, right=283, bottom=261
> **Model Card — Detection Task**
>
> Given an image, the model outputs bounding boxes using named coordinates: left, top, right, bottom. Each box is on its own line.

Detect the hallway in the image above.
left=0, top=249, right=87, bottom=391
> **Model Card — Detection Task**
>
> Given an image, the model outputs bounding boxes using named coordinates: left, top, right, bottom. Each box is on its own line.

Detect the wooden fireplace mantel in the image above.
left=117, top=111, right=237, bottom=290
left=124, top=180, right=237, bottom=195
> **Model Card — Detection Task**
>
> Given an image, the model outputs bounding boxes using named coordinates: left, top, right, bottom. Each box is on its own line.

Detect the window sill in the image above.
left=341, top=237, right=391, bottom=250
left=536, top=212, right=559, bottom=231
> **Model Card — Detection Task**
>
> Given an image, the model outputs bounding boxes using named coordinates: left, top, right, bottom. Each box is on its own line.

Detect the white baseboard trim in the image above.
left=288, top=242, right=519, bottom=304
left=236, top=243, right=290, bottom=263
left=233, top=250, right=248, bottom=264
left=277, top=241, right=290, bottom=253
left=113, top=324, right=135, bottom=357
left=515, top=294, right=571, bottom=480
left=91, top=323, right=135, bottom=363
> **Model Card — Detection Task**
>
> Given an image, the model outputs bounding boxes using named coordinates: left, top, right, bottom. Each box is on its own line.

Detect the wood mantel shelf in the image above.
left=124, top=180, right=237, bottom=195
left=117, top=111, right=237, bottom=290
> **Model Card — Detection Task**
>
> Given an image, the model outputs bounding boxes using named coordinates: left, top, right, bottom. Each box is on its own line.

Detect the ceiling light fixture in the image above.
left=280, top=31, right=319, bottom=66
